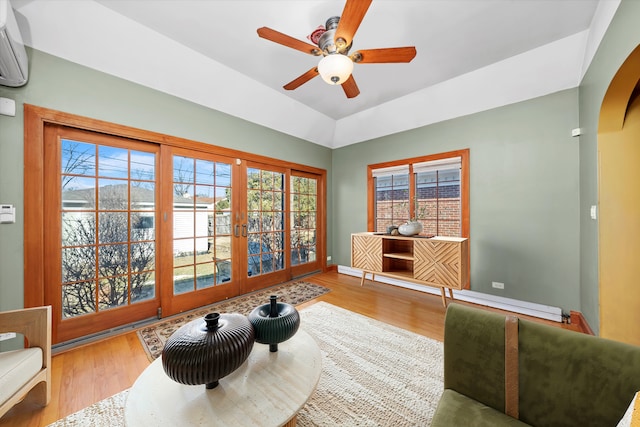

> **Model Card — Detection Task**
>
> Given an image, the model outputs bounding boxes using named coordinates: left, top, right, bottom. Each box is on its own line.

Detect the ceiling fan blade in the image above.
left=283, top=67, right=320, bottom=91
left=353, top=47, right=417, bottom=64
left=335, top=0, right=372, bottom=48
left=257, top=27, right=321, bottom=56
left=341, top=75, right=360, bottom=98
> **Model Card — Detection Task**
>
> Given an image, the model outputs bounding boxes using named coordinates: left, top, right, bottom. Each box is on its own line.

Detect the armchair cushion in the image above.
left=0, top=348, right=43, bottom=405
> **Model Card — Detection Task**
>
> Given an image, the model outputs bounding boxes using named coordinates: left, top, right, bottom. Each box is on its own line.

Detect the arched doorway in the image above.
left=598, top=44, right=640, bottom=346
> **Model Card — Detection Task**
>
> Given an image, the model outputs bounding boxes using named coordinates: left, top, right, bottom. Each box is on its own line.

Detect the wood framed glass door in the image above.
left=290, top=171, right=323, bottom=277
left=44, top=125, right=160, bottom=343
left=159, top=147, right=241, bottom=317
left=241, top=162, right=289, bottom=293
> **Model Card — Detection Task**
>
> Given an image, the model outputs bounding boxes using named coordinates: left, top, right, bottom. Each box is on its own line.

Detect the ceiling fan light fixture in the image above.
left=318, top=54, right=353, bottom=85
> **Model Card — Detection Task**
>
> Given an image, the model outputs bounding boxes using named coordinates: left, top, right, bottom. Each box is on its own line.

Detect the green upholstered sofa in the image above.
left=431, top=303, right=640, bottom=427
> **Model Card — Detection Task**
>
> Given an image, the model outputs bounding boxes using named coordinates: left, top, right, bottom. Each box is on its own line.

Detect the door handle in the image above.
left=234, top=224, right=240, bottom=237
left=242, top=224, right=248, bottom=237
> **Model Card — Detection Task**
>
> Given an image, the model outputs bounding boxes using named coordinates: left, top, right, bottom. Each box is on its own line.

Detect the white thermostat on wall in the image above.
left=0, top=204, right=15, bottom=224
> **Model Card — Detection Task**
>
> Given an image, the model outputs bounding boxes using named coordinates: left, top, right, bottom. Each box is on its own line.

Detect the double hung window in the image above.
left=368, top=149, right=469, bottom=238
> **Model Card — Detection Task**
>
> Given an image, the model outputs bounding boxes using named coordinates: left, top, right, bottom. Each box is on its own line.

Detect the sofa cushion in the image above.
left=443, top=303, right=508, bottom=412
left=431, top=389, right=530, bottom=427
left=518, top=319, right=640, bottom=427
left=0, top=348, right=43, bottom=404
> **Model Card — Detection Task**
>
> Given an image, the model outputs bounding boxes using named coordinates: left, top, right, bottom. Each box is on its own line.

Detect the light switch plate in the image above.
left=0, top=98, right=16, bottom=117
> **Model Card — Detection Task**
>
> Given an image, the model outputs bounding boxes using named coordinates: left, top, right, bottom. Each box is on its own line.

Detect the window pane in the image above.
left=62, top=247, right=95, bottom=283
left=131, top=151, right=155, bottom=181
left=131, top=242, right=155, bottom=272
left=416, top=168, right=461, bottom=237
left=99, top=212, right=128, bottom=243
left=131, top=212, right=155, bottom=241
left=374, top=172, right=410, bottom=231
left=174, top=156, right=194, bottom=183
left=62, top=282, right=96, bottom=318
left=98, top=276, right=128, bottom=310
left=62, top=176, right=96, bottom=209
left=62, top=212, right=96, bottom=246
left=98, top=146, right=128, bottom=178
left=131, top=272, right=155, bottom=303
left=196, top=263, right=215, bottom=289
left=216, top=163, right=231, bottom=187
left=195, top=159, right=214, bottom=185
left=61, top=140, right=95, bottom=176
left=131, top=181, right=155, bottom=211
left=99, top=179, right=128, bottom=210
left=98, top=244, right=129, bottom=277
left=173, top=265, right=194, bottom=294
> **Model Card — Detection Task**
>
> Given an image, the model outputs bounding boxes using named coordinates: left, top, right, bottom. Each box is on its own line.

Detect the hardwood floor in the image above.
left=0, top=271, right=580, bottom=426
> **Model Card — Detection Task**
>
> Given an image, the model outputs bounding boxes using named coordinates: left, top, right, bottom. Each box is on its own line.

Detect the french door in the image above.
left=38, top=118, right=324, bottom=343
left=159, top=147, right=241, bottom=316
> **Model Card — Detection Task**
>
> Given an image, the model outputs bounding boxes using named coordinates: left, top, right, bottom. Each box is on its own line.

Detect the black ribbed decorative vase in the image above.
left=248, top=295, right=300, bottom=352
left=161, top=312, right=255, bottom=389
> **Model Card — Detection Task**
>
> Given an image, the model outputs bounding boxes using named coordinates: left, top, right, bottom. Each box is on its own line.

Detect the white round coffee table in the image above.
left=125, top=329, right=321, bottom=427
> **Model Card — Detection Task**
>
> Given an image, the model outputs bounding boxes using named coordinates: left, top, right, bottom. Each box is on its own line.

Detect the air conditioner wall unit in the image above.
left=0, top=0, right=28, bottom=87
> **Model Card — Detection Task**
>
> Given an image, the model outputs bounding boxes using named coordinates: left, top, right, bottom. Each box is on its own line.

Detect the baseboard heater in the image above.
left=52, top=316, right=159, bottom=354
left=338, top=265, right=563, bottom=323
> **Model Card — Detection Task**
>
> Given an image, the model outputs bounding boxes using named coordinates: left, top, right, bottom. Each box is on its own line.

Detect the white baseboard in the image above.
left=338, top=265, right=563, bottom=323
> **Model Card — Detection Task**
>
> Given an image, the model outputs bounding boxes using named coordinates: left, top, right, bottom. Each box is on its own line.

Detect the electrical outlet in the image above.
left=0, top=332, right=16, bottom=341
left=492, top=281, right=505, bottom=289
left=326, top=256, right=332, bottom=262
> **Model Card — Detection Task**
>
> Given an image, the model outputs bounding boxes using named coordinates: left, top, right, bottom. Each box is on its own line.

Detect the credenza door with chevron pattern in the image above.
left=351, top=234, right=383, bottom=272
left=414, top=239, right=466, bottom=289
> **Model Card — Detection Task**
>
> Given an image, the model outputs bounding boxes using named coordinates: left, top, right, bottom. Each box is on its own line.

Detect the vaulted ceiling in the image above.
left=11, top=0, right=617, bottom=148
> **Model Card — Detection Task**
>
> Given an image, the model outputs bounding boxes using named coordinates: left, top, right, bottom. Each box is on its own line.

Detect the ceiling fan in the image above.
left=257, top=0, right=417, bottom=99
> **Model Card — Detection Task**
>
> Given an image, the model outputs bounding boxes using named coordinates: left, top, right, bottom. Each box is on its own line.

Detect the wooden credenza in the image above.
left=351, top=232, right=469, bottom=306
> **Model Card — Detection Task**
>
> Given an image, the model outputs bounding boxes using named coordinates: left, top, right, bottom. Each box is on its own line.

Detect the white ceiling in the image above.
left=10, top=0, right=618, bottom=148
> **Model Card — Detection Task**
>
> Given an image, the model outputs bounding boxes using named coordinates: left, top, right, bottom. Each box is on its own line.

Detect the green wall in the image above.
left=3, top=0, right=640, bottom=330
left=578, top=0, right=640, bottom=334
left=332, top=89, right=581, bottom=311
left=0, top=48, right=333, bottom=312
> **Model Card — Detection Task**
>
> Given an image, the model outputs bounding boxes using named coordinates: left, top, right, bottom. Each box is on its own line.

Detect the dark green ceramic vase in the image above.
left=248, top=296, right=300, bottom=352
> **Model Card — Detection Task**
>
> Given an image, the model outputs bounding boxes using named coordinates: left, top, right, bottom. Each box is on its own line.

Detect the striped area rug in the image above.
left=49, top=302, right=444, bottom=427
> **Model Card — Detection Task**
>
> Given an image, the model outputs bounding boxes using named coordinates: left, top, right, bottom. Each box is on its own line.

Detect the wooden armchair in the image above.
left=0, top=306, right=51, bottom=418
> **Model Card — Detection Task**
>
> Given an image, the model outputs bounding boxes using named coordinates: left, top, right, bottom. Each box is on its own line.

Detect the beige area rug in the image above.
left=49, top=302, right=444, bottom=427
left=137, top=280, right=330, bottom=360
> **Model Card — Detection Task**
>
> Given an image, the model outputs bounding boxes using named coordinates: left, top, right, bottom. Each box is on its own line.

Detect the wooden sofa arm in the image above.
left=0, top=306, right=52, bottom=417
left=0, top=306, right=51, bottom=359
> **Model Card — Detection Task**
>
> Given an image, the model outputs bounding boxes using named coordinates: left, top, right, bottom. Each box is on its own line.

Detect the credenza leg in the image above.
left=440, top=287, right=447, bottom=307
left=360, top=271, right=366, bottom=286
left=448, top=288, right=455, bottom=300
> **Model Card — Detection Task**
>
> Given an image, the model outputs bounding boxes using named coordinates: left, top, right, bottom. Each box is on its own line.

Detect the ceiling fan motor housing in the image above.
left=318, top=16, right=351, bottom=55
